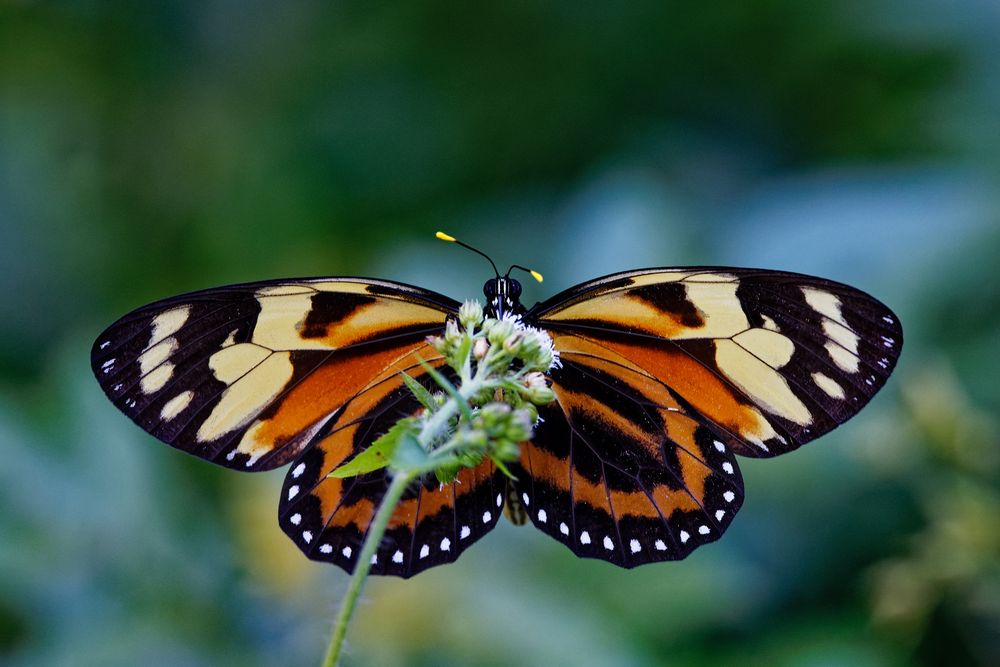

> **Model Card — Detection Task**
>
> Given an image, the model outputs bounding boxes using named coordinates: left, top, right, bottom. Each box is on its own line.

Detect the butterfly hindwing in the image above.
left=91, top=278, right=458, bottom=471
left=511, top=346, right=744, bottom=566
left=279, top=350, right=506, bottom=577
left=531, top=268, right=903, bottom=459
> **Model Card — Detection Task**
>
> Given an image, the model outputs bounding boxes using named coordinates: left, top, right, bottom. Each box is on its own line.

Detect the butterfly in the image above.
left=91, top=232, right=902, bottom=578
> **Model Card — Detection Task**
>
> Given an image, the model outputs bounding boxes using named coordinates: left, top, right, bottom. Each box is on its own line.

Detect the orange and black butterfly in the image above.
left=91, top=234, right=902, bottom=578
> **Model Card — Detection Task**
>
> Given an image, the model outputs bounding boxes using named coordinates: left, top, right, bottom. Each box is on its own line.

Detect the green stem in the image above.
left=321, top=468, right=419, bottom=667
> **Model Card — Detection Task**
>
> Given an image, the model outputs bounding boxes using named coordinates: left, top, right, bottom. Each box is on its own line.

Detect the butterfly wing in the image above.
left=514, top=267, right=901, bottom=565
left=91, top=278, right=459, bottom=471
left=279, top=349, right=506, bottom=577
left=511, top=345, right=744, bottom=565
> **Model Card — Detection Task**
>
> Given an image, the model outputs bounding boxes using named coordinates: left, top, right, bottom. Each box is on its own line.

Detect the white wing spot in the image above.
left=482, top=511, right=492, bottom=524
left=496, top=493, right=502, bottom=508
left=342, top=546, right=352, bottom=558
left=101, top=358, right=115, bottom=370
left=99, top=341, right=111, bottom=350
left=722, top=462, right=734, bottom=475
left=878, top=359, right=888, bottom=369
left=559, top=522, right=569, bottom=536
left=698, top=525, right=710, bottom=535
left=460, top=525, right=471, bottom=539
left=654, top=539, right=667, bottom=551
left=319, top=544, right=332, bottom=554
left=715, top=510, right=725, bottom=521
left=580, top=531, right=591, bottom=545
left=680, top=530, right=690, bottom=544
left=226, top=449, right=237, bottom=461
left=713, top=440, right=725, bottom=452
left=125, top=399, right=137, bottom=408
left=419, top=544, right=430, bottom=559
left=287, top=485, right=299, bottom=500
left=537, top=509, right=547, bottom=523
left=603, top=536, right=614, bottom=551
left=370, top=554, right=378, bottom=565
left=440, top=537, right=451, bottom=552
left=629, top=539, right=641, bottom=554
left=290, top=513, right=301, bottom=525
left=113, top=383, right=123, bottom=391
left=292, top=462, right=306, bottom=478
left=522, top=492, right=530, bottom=506
left=392, top=550, right=403, bottom=564
left=882, top=315, right=894, bottom=324
left=723, top=490, right=736, bottom=503
left=302, top=531, right=312, bottom=544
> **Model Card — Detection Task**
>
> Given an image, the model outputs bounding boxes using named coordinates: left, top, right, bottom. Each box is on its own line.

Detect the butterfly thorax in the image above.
left=483, top=277, right=525, bottom=319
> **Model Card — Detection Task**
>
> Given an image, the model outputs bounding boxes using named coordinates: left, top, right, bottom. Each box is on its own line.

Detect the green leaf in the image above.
left=392, top=430, right=429, bottom=469
left=329, top=419, right=420, bottom=478
left=401, top=372, right=436, bottom=412
left=416, top=356, right=474, bottom=423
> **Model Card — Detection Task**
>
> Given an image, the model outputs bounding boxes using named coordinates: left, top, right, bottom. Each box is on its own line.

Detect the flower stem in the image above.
left=321, top=468, right=419, bottom=667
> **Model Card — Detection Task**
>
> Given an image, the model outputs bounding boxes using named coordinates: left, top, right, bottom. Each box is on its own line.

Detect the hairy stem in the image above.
left=321, top=469, right=418, bottom=667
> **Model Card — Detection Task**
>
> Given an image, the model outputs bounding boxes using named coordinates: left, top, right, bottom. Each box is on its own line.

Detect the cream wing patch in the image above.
left=811, top=372, right=845, bottom=400
left=732, top=327, right=795, bottom=368
left=197, top=351, right=294, bottom=442
left=715, top=339, right=812, bottom=426
left=148, top=306, right=191, bottom=348
left=209, top=343, right=271, bottom=384
left=802, top=287, right=861, bottom=374
left=678, top=281, right=749, bottom=339
left=160, top=390, right=195, bottom=421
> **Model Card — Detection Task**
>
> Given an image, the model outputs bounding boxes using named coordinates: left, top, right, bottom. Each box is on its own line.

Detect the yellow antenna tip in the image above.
left=530, top=270, right=544, bottom=283
left=435, top=231, right=456, bottom=242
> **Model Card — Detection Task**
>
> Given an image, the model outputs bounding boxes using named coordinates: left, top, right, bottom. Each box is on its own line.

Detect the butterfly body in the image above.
left=92, top=265, right=901, bottom=577
left=483, top=276, right=526, bottom=318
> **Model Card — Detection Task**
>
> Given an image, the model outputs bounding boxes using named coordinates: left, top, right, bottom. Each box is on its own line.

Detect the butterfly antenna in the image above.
left=506, top=264, right=544, bottom=283
left=435, top=231, right=500, bottom=278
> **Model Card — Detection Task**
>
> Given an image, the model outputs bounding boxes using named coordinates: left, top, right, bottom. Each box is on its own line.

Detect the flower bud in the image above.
left=526, top=385, right=556, bottom=406
left=444, top=319, right=461, bottom=344
left=502, top=331, right=524, bottom=354
left=518, top=330, right=542, bottom=359
left=523, top=371, right=548, bottom=391
left=505, top=409, right=533, bottom=442
left=458, top=300, right=484, bottom=329
left=473, top=337, right=490, bottom=360
left=491, top=438, right=521, bottom=462
left=486, top=318, right=515, bottom=345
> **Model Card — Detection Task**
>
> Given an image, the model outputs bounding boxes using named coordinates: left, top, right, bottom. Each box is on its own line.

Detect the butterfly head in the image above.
left=483, top=277, right=524, bottom=319
left=436, top=231, right=542, bottom=319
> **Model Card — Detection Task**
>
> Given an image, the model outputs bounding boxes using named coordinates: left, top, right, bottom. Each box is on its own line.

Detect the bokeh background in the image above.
left=2, top=2, right=999, bottom=666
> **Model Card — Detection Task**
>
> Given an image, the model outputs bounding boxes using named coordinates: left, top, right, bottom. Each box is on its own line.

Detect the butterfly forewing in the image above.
left=91, top=278, right=458, bottom=471
left=280, top=349, right=506, bottom=578
left=530, top=268, right=902, bottom=459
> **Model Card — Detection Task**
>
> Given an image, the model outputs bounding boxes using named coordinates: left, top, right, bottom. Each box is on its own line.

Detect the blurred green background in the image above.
left=2, top=1, right=999, bottom=666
